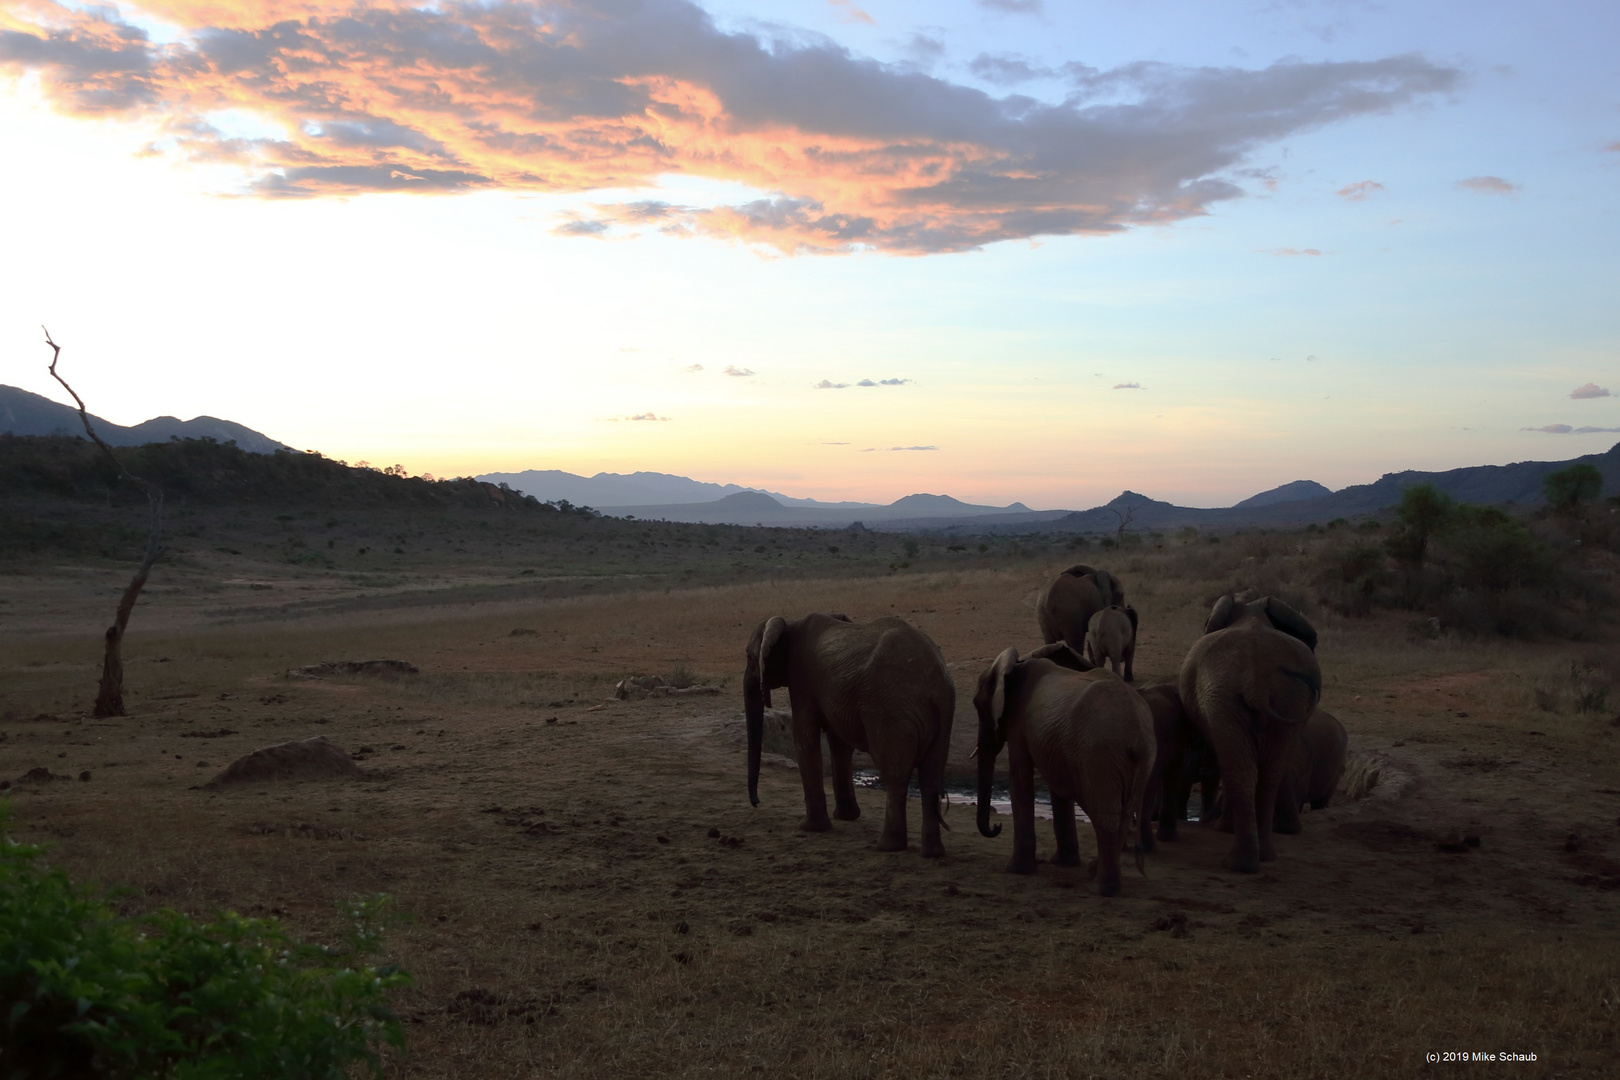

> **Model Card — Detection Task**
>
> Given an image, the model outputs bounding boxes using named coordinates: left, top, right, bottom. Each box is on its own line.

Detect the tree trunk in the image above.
left=93, top=512, right=161, bottom=717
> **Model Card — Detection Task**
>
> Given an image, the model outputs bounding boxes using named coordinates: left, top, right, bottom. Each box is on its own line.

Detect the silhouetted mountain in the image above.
left=478, top=468, right=875, bottom=509
left=0, top=385, right=289, bottom=454
left=1234, top=480, right=1333, bottom=508
left=596, top=489, right=1033, bottom=527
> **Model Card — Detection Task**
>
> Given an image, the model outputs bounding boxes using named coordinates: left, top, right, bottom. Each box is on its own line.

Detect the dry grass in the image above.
left=2, top=545, right=1618, bottom=1078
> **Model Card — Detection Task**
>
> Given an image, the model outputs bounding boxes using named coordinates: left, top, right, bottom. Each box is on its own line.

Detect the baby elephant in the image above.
left=974, top=643, right=1155, bottom=896
left=1084, top=605, right=1138, bottom=682
left=1135, top=683, right=1219, bottom=853
left=1273, top=708, right=1348, bottom=834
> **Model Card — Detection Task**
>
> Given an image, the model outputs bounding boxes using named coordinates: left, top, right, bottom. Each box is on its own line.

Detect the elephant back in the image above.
left=1037, top=568, right=1123, bottom=648
left=1179, top=619, right=1321, bottom=729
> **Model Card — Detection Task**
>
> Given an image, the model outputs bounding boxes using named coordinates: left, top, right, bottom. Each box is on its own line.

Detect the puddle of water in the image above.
left=852, top=770, right=1207, bottom=825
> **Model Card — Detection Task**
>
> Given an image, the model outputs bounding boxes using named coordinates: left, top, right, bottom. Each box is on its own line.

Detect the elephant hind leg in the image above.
left=793, top=714, right=833, bottom=833
left=1091, top=820, right=1123, bottom=896
left=1273, top=773, right=1303, bottom=835
left=875, top=769, right=910, bottom=852
left=916, top=728, right=949, bottom=859
left=827, top=730, right=861, bottom=822
left=1203, top=700, right=1262, bottom=873
left=1051, top=796, right=1082, bottom=866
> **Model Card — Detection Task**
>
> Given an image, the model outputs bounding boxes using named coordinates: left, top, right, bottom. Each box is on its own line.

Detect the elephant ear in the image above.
left=1093, top=569, right=1116, bottom=607
left=988, top=647, right=1019, bottom=725
left=1204, top=594, right=1237, bottom=635
left=756, top=616, right=786, bottom=707
left=1262, top=597, right=1318, bottom=653
left=1029, top=641, right=1092, bottom=672
left=1060, top=563, right=1097, bottom=579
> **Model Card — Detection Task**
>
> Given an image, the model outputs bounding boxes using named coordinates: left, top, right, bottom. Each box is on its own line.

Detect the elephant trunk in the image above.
left=976, top=718, right=1002, bottom=839
left=744, top=669, right=764, bottom=808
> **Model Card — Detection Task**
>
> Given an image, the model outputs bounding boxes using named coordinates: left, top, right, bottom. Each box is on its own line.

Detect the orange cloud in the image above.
left=0, top=0, right=1460, bottom=254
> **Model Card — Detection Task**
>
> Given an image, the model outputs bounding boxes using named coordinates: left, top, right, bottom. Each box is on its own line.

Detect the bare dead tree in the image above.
left=45, top=327, right=164, bottom=717
left=1106, top=502, right=1139, bottom=543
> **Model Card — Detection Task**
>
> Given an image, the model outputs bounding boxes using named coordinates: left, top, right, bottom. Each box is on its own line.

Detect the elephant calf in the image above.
left=974, top=644, right=1155, bottom=896
left=1135, top=683, right=1218, bottom=853
left=1274, top=708, right=1348, bottom=834
left=1084, top=604, right=1138, bottom=682
left=745, top=613, right=954, bottom=857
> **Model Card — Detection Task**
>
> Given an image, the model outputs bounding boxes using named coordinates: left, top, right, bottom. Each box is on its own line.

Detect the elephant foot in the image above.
left=1139, top=834, right=1157, bottom=855
left=1007, top=855, right=1038, bottom=875
left=833, top=803, right=862, bottom=822
left=875, top=833, right=908, bottom=853
left=920, top=838, right=945, bottom=859
left=1096, top=875, right=1121, bottom=898
left=1223, top=848, right=1260, bottom=874
left=1054, top=849, right=1082, bottom=867
left=1273, top=820, right=1302, bottom=836
left=1156, top=824, right=1178, bottom=843
left=1260, top=841, right=1277, bottom=862
left=799, top=816, right=833, bottom=833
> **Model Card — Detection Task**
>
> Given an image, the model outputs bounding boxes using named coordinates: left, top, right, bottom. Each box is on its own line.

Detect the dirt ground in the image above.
left=2, top=553, right=1617, bottom=1078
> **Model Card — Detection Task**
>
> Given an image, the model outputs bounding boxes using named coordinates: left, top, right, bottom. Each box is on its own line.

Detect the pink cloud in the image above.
left=1457, top=176, right=1519, bottom=195
left=1570, top=382, right=1611, bottom=399
left=1335, top=180, right=1385, bottom=201
left=0, top=0, right=1459, bottom=255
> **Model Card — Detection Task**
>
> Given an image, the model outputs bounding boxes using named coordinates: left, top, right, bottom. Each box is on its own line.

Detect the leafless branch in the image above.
left=44, top=327, right=164, bottom=717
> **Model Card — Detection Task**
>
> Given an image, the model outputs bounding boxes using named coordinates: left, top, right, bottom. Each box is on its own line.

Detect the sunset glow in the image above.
left=1, top=1, right=1614, bottom=507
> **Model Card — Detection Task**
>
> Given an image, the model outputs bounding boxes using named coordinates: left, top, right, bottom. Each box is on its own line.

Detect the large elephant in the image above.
left=1179, top=594, right=1322, bottom=873
left=1084, top=604, right=1138, bottom=682
left=745, top=613, right=954, bottom=857
left=1036, top=565, right=1128, bottom=658
left=1136, top=682, right=1219, bottom=853
left=1204, top=707, right=1350, bottom=834
left=973, top=643, right=1155, bottom=896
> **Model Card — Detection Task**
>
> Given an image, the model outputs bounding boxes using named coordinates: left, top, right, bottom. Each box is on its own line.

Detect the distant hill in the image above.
left=1234, top=480, right=1333, bottom=509
left=595, top=489, right=1034, bottom=527
left=937, top=443, right=1620, bottom=536
left=0, top=385, right=290, bottom=454
left=478, top=468, right=876, bottom=510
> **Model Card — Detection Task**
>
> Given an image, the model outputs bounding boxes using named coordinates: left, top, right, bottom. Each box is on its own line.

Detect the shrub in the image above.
left=0, top=805, right=407, bottom=1079
left=1543, top=463, right=1603, bottom=515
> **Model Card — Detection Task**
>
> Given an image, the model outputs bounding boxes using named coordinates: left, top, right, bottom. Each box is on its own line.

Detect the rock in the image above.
left=1438, top=830, right=1469, bottom=853
left=286, top=660, right=418, bottom=678
left=508, top=628, right=539, bottom=637
left=204, top=736, right=364, bottom=788
left=16, top=766, right=70, bottom=784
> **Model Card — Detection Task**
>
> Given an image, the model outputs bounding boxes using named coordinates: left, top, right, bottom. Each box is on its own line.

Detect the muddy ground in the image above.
left=2, top=554, right=1617, bottom=1078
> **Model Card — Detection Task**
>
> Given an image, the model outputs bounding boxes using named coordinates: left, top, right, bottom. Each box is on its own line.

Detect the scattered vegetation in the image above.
left=0, top=803, right=407, bottom=1078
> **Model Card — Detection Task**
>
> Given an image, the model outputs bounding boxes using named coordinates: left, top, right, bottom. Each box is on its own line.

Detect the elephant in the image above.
left=1084, top=604, right=1138, bottom=681
left=1135, top=682, right=1219, bottom=853
left=1179, top=594, right=1322, bottom=873
left=973, top=643, right=1155, bottom=896
left=1203, top=707, right=1349, bottom=834
left=1274, top=708, right=1348, bottom=834
left=1036, top=565, right=1127, bottom=660
left=745, top=613, right=955, bottom=857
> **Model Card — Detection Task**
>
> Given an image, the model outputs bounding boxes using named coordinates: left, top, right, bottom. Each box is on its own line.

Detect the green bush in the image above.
left=0, top=804, right=407, bottom=1079
left=1543, top=463, right=1603, bottom=515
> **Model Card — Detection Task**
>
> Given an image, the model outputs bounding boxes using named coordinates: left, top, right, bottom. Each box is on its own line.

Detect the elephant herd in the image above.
left=743, top=564, right=1348, bottom=895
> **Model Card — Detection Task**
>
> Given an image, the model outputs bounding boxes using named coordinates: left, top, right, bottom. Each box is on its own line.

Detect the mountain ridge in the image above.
left=0, top=385, right=290, bottom=455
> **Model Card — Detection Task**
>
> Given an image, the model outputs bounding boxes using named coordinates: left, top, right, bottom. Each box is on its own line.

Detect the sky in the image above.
left=0, top=0, right=1615, bottom=509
